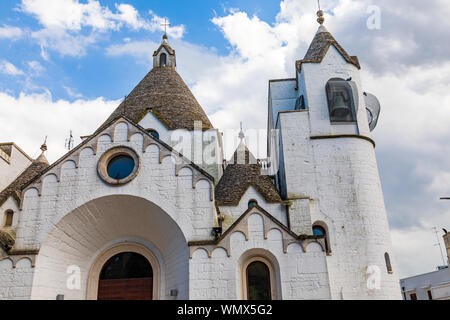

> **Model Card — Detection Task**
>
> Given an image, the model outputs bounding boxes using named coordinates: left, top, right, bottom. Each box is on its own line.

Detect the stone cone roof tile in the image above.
left=215, top=144, right=282, bottom=206
left=99, top=67, right=213, bottom=132
left=297, top=25, right=360, bottom=71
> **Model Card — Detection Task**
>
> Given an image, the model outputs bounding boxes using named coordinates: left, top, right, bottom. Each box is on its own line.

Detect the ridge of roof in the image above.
left=296, top=26, right=360, bottom=72
left=153, top=41, right=175, bottom=56
left=188, top=204, right=325, bottom=247
left=97, top=66, right=213, bottom=133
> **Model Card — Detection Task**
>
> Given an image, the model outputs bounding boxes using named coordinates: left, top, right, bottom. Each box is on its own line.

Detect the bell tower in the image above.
left=153, top=34, right=176, bottom=69
left=267, top=11, right=401, bottom=299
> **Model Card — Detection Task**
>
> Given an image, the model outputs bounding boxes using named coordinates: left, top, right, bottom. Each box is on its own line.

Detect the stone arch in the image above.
left=237, top=248, right=282, bottom=300
left=87, top=242, right=161, bottom=300
left=31, top=195, right=189, bottom=300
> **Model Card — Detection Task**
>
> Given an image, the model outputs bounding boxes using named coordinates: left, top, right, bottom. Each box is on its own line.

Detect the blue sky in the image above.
left=0, top=0, right=282, bottom=101
left=1, top=0, right=450, bottom=279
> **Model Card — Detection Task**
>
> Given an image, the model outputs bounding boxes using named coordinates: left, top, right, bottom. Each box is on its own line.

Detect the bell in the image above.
left=330, top=94, right=351, bottom=118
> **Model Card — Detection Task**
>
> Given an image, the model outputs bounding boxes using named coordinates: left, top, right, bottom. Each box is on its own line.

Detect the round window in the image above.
left=98, top=147, right=140, bottom=185
left=107, top=155, right=135, bottom=180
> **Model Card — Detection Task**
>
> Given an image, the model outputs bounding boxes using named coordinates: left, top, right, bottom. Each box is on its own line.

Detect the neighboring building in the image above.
left=0, top=143, right=33, bottom=192
left=400, top=231, right=450, bottom=300
left=0, top=15, right=401, bottom=300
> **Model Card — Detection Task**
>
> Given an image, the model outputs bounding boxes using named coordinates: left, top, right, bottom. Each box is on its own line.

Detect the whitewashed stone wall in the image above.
left=189, top=212, right=331, bottom=300
left=0, top=258, right=34, bottom=300
left=268, top=46, right=401, bottom=299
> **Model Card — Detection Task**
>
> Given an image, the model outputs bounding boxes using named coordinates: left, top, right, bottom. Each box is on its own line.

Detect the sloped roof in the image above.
left=296, top=25, right=360, bottom=72
left=215, top=143, right=282, bottom=206
left=153, top=41, right=175, bottom=56
left=99, top=67, right=213, bottom=132
left=0, top=153, right=49, bottom=207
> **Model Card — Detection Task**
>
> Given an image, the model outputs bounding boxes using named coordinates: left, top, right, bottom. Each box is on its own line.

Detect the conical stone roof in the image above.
left=100, top=66, right=213, bottom=131
left=215, top=143, right=282, bottom=206
left=296, top=25, right=360, bottom=72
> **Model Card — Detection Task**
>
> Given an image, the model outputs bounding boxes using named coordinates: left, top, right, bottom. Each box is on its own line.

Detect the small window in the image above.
left=410, top=293, right=417, bottom=300
left=427, top=290, right=433, bottom=300
left=246, top=261, right=271, bottom=300
left=313, top=225, right=330, bottom=252
left=248, top=200, right=258, bottom=208
left=325, top=78, right=356, bottom=122
left=295, top=95, right=305, bottom=110
left=385, top=252, right=393, bottom=274
left=147, top=129, right=160, bottom=140
left=107, top=155, right=135, bottom=180
left=4, top=210, right=13, bottom=227
left=160, top=53, right=167, bottom=67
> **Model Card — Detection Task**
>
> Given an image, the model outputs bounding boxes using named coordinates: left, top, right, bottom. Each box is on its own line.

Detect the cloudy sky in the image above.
left=1, top=0, right=449, bottom=279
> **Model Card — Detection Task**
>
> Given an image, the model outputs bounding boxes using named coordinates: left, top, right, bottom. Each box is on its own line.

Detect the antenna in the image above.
left=65, top=130, right=74, bottom=151
left=432, top=227, right=446, bottom=266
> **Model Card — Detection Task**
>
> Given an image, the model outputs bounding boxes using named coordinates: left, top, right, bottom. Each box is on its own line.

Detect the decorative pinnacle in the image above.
left=238, top=122, right=245, bottom=142
left=40, top=136, right=48, bottom=153
left=317, top=10, right=325, bottom=25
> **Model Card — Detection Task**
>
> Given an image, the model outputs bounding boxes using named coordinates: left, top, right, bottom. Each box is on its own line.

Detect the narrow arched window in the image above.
left=313, top=225, right=330, bottom=253
left=246, top=261, right=271, bottom=300
left=160, top=53, right=167, bottom=67
left=4, top=210, right=13, bottom=227
left=248, top=199, right=258, bottom=208
left=147, top=129, right=160, bottom=140
left=385, top=252, right=393, bottom=274
left=325, top=78, right=357, bottom=123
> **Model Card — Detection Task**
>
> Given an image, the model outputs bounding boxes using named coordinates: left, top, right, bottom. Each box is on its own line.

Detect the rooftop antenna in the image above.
left=65, top=130, right=74, bottom=151
left=432, top=227, right=446, bottom=267
left=161, top=18, right=170, bottom=41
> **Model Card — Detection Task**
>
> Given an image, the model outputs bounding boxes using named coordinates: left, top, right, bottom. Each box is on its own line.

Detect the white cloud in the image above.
left=0, top=60, right=25, bottom=76
left=18, top=0, right=185, bottom=57
left=0, top=25, right=24, bottom=40
left=0, top=90, right=119, bottom=162
left=27, top=60, right=45, bottom=75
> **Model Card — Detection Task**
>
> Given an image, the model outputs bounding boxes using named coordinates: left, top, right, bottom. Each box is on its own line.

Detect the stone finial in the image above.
left=40, top=136, right=48, bottom=153
left=238, top=122, right=245, bottom=142
left=317, top=10, right=325, bottom=25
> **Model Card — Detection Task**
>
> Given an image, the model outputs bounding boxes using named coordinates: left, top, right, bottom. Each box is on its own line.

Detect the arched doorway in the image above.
left=98, top=252, right=153, bottom=300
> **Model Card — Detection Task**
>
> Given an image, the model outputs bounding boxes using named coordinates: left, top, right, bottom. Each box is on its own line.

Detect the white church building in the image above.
left=0, top=15, right=402, bottom=300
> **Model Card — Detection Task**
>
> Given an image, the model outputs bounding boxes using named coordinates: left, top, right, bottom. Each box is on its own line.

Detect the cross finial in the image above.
left=317, top=0, right=325, bottom=25
left=161, top=18, right=170, bottom=40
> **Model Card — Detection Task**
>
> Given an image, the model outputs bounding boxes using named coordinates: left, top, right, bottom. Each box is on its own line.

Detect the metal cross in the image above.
left=161, top=18, right=170, bottom=36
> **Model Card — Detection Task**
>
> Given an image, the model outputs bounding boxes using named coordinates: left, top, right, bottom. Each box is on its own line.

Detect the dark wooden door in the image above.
left=98, top=277, right=153, bottom=300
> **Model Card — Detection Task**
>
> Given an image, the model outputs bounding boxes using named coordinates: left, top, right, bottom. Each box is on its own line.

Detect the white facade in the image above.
left=0, top=25, right=401, bottom=300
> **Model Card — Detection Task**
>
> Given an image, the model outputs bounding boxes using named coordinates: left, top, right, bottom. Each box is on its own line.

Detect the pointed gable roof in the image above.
left=215, top=143, right=282, bottom=206
left=296, top=25, right=360, bottom=72
left=98, top=63, right=213, bottom=132
left=0, top=152, right=49, bottom=207
left=153, top=41, right=175, bottom=57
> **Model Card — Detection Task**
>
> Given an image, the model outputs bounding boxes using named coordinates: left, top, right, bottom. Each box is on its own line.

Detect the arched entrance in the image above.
left=98, top=252, right=153, bottom=300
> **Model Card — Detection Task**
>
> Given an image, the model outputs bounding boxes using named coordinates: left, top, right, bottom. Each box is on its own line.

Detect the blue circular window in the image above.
left=107, top=155, right=135, bottom=180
